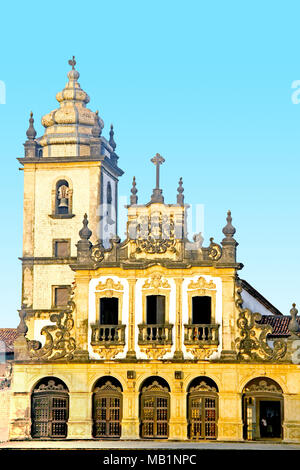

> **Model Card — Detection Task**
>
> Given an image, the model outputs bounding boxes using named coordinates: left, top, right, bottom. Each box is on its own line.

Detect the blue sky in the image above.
left=0, top=1, right=299, bottom=327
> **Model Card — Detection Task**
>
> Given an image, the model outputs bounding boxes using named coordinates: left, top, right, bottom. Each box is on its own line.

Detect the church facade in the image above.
left=8, top=59, right=300, bottom=442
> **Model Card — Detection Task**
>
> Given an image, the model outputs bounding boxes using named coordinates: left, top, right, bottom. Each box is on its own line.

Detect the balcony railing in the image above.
left=138, top=324, right=173, bottom=345
left=91, top=324, right=126, bottom=345
left=184, top=324, right=219, bottom=345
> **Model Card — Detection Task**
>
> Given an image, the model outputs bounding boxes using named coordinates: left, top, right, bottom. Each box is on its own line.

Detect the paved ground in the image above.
left=1, top=440, right=300, bottom=450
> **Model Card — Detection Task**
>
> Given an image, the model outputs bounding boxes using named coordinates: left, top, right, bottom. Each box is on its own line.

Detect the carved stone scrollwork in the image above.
left=91, top=242, right=104, bottom=263
left=208, top=238, right=222, bottom=261
left=143, top=347, right=171, bottom=360
left=135, top=214, right=177, bottom=254
left=186, top=348, right=216, bottom=360
left=143, top=273, right=170, bottom=290
left=28, top=290, right=76, bottom=361
left=235, top=279, right=287, bottom=361
left=93, top=346, right=124, bottom=360
left=244, top=379, right=282, bottom=394
left=187, top=277, right=216, bottom=291
left=189, top=381, right=217, bottom=393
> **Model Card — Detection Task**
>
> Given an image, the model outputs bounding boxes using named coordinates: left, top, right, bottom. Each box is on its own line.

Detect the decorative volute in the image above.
left=39, top=56, right=104, bottom=157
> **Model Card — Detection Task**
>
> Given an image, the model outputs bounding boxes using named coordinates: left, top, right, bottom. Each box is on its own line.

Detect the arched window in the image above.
left=92, top=377, right=123, bottom=438
left=55, top=180, right=70, bottom=215
left=242, top=377, right=283, bottom=440
left=187, top=377, right=218, bottom=440
left=140, top=376, right=170, bottom=439
left=31, top=377, right=69, bottom=439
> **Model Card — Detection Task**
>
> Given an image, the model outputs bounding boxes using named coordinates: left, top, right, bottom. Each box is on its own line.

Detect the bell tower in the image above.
left=19, top=58, right=123, bottom=338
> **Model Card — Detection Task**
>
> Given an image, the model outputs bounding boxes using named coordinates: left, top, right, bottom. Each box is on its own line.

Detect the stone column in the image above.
left=126, top=278, right=137, bottom=359
left=220, top=273, right=237, bottom=360
left=9, top=392, right=31, bottom=440
left=217, top=391, right=243, bottom=441
left=121, top=381, right=139, bottom=439
left=283, top=394, right=300, bottom=442
left=168, top=381, right=188, bottom=440
left=67, top=391, right=93, bottom=439
left=173, top=278, right=184, bottom=360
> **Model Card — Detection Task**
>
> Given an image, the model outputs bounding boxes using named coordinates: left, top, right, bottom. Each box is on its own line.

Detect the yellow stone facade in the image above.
left=8, top=59, right=300, bottom=442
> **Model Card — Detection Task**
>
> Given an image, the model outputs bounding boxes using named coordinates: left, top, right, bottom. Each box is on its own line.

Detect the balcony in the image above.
left=184, top=324, right=219, bottom=346
left=91, top=324, right=126, bottom=345
left=138, top=323, right=173, bottom=345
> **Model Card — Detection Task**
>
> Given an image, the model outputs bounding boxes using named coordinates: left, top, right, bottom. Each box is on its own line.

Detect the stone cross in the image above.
left=151, top=153, right=165, bottom=190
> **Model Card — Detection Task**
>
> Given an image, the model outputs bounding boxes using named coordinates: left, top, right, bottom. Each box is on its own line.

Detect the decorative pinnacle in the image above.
left=109, top=124, right=116, bottom=151
left=79, top=213, right=92, bottom=240
left=91, top=110, right=101, bottom=138
left=130, top=176, right=138, bottom=205
left=17, top=307, right=28, bottom=336
left=177, top=177, right=184, bottom=204
left=26, top=111, right=37, bottom=140
left=222, top=210, right=236, bottom=239
left=289, top=303, right=300, bottom=337
left=68, top=55, right=76, bottom=70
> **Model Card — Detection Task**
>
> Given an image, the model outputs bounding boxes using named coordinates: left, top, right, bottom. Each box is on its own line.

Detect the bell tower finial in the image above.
left=26, top=111, right=37, bottom=140
left=177, top=177, right=184, bottom=204
left=150, top=153, right=165, bottom=203
left=130, top=176, right=138, bottom=205
left=68, top=55, right=76, bottom=70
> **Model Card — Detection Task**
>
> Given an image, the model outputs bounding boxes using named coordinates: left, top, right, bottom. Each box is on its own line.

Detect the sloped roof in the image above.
left=0, top=328, right=19, bottom=353
left=257, top=315, right=297, bottom=337
left=240, top=279, right=283, bottom=316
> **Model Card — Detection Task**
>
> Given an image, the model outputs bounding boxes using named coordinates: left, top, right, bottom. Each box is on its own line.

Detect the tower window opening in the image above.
left=56, top=180, right=70, bottom=215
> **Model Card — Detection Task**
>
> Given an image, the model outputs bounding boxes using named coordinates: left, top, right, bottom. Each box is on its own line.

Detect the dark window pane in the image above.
left=192, top=296, right=211, bottom=324
left=146, top=295, right=165, bottom=324
left=100, top=298, right=118, bottom=325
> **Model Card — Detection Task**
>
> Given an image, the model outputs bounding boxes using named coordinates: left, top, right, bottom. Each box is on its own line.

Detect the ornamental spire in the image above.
left=109, top=124, right=116, bottom=151
left=79, top=213, right=92, bottom=240
left=177, top=177, right=184, bottom=204
left=26, top=111, right=37, bottom=140
left=150, top=153, right=165, bottom=203
left=130, top=176, right=138, bottom=205
left=222, top=210, right=236, bottom=241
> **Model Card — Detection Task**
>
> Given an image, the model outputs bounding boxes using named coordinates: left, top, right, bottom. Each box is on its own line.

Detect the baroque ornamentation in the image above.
left=91, top=242, right=104, bottom=263
left=35, top=380, right=67, bottom=392
left=95, top=278, right=123, bottom=294
left=142, top=380, right=169, bottom=393
left=142, top=347, right=171, bottom=360
left=187, top=277, right=216, bottom=291
left=94, top=381, right=122, bottom=394
left=28, top=289, right=76, bottom=360
left=92, top=346, right=124, bottom=360
left=189, top=381, right=217, bottom=393
left=244, top=379, right=282, bottom=394
left=235, top=280, right=287, bottom=362
left=186, top=347, right=216, bottom=360
left=135, top=214, right=177, bottom=254
left=208, top=238, right=222, bottom=261
left=142, top=273, right=170, bottom=290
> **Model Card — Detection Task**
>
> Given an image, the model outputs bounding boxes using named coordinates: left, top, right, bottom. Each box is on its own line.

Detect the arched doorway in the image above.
left=242, top=377, right=283, bottom=440
left=140, top=377, right=170, bottom=439
left=187, top=377, right=218, bottom=440
left=92, top=377, right=122, bottom=438
left=31, top=377, right=69, bottom=439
